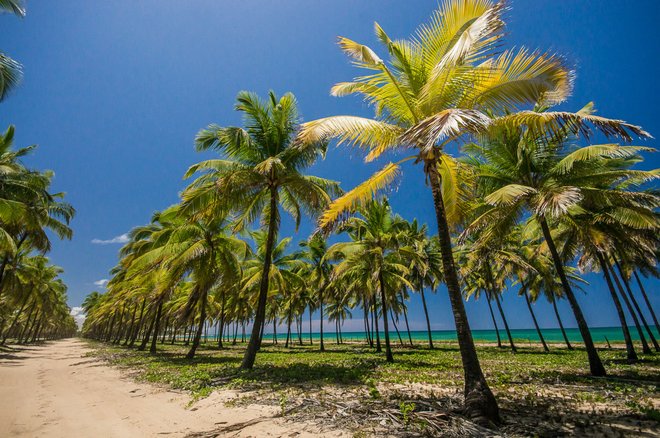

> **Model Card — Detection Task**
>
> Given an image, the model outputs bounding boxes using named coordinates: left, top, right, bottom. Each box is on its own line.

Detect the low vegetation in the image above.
left=87, top=339, right=660, bottom=437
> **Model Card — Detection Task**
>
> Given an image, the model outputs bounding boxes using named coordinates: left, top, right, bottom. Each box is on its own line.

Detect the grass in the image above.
left=85, top=339, right=660, bottom=436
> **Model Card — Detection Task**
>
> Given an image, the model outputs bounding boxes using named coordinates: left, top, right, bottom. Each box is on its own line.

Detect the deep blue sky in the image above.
left=3, top=0, right=659, bottom=331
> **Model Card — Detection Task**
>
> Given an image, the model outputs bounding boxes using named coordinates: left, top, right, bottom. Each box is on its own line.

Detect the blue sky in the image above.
left=3, top=0, right=659, bottom=331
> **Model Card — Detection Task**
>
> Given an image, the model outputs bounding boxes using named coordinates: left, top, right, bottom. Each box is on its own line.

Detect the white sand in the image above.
left=0, top=339, right=346, bottom=437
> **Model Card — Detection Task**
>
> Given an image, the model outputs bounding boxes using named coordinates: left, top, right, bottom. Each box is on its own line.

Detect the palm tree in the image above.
left=402, top=220, right=442, bottom=349
left=327, top=199, right=412, bottom=362
left=465, top=101, right=653, bottom=376
left=300, top=234, right=332, bottom=350
left=297, top=0, right=574, bottom=421
left=182, top=91, right=340, bottom=369
left=0, top=0, right=25, bottom=102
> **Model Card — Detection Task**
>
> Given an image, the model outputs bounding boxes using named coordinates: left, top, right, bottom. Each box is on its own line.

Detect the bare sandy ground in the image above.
left=0, top=339, right=346, bottom=437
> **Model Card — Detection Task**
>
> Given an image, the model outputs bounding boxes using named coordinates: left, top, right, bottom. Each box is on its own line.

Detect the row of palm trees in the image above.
left=0, top=0, right=78, bottom=344
left=81, top=0, right=658, bottom=426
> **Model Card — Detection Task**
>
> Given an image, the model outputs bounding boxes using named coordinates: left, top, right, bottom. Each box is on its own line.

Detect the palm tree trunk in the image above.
left=242, top=189, right=278, bottom=370
left=308, top=304, right=313, bottom=345
left=607, top=258, right=651, bottom=354
left=539, top=216, right=605, bottom=376
left=596, top=253, right=637, bottom=362
left=523, top=287, right=549, bottom=352
left=187, top=288, right=208, bottom=359
left=372, top=296, right=381, bottom=352
left=493, top=292, right=516, bottom=353
left=319, top=285, right=325, bottom=352
left=150, top=300, right=164, bottom=354
left=378, top=269, right=394, bottom=362
left=419, top=288, right=434, bottom=349
left=123, top=303, right=138, bottom=346
left=427, top=161, right=499, bottom=424
left=485, top=291, right=502, bottom=348
left=18, top=304, right=36, bottom=344
left=552, top=296, right=573, bottom=350
left=218, top=290, right=226, bottom=349
left=2, top=291, right=32, bottom=344
left=615, top=261, right=659, bottom=351
left=105, top=311, right=117, bottom=342
left=402, top=302, right=413, bottom=346
left=297, top=316, right=303, bottom=346
left=390, top=309, right=404, bottom=347
left=286, top=312, right=292, bottom=348
left=634, top=271, right=659, bottom=334
left=138, top=308, right=156, bottom=351
left=335, top=319, right=339, bottom=344
left=363, top=303, right=372, bottom=347
left=129, top=298, right=146, bottom=347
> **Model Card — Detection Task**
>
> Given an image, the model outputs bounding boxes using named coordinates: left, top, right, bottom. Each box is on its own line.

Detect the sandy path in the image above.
left=0, top=339, right=345, bottom=437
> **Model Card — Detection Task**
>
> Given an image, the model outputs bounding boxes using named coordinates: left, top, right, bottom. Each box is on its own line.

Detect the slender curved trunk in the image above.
left=608, top=259, right=651, bottom=354
left=161, top=317, right=169, bottom=344
left=319, top=285, right=325, bottom=352
left=218, top=290, right=226, bottom=349
left=123, top=304, right=138, bottom=346
left=402, top=301, right=413, bottom=347
left=427, top=161, right=499, bottom=424
left=242, top=188, right=278, bottom=370
left=551, top=296, right=573, bottom=349
left=493, top=292, right=516, bottom=353
left=18, top=304, right=37, bottom=344
left=150, top=300, right=164, bottom=354
left=297, top=316, right=303, bottom=345
left=363, top=303, right=372, bottom=347
left=285, top=310, right=292, bottom=348
left=129, top=298, right=146, bottom=347
left=523, top=287, right=549, bottom=352
left=539, top=216, right=605, bottom=376
left=616, top=261, right=659, bottom=351
left=378, top=270, right=394, bottom=362
left=309, top=304, right=313, bottom=345
left=2, top=290, right=32, bottom=344
left=390, top=310, right=404, bottom=346
left=419, top=288, right=434, bottom=349
left=272, top=319, right=277, bottom=344
left=485, top=291, right=502, bottom=348
left=105, top=311, right=117, bottom=342
left=138, top=308, right=156, bottom=351
left=373, top=295, right=381, bottom=352
left=597, top=253, right=637, bottom=362
left=634, top=271, right=659, bottom=334
left=114, top=305, right=126, bottom=344
left=187, top=288, right=208, bottom=359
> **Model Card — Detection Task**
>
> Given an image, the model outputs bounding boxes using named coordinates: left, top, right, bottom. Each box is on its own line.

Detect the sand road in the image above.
left=0, top=339, right=344, bottom=437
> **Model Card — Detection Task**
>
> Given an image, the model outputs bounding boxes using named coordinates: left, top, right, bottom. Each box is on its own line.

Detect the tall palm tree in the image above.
left=297, top=0, right=574, bottom=422
left=182, top=91, right=339, bottom=369
left=402, top=220, right=442, bottom=349
left=465, top=104, right=654, bottom=375
left=299, top=234, right=332, bottom=351
left=327, top=199, right=412, bottom=362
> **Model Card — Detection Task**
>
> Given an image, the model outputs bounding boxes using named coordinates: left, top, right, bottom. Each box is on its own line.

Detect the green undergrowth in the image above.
left=84, top=339, right=660, bottom=424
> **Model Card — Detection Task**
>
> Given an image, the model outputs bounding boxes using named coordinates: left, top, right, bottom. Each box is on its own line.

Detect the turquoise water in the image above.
left=219, top=326, right=659, bottom=344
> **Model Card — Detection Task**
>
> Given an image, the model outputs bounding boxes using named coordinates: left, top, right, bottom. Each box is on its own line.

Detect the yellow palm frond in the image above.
left=414, top=0, right=503, bottom=70
left=463, top=48, right=573, bottom=111
left=298, top=116, right=403, bottom=161
left=318, top=162, right=401, bottom=232
left=337, top=37, right=383, bottom=67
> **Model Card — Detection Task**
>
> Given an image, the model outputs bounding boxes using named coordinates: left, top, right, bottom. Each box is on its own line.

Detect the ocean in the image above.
left=224, top=326, right=659, bottom=344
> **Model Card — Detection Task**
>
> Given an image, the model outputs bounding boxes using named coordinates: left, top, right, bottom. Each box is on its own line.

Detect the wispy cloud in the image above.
left=94, top=279, right=109, bottom=287
left=91, top=233, right=130, bottom=245
left=70, top=306, right=86, bottom=328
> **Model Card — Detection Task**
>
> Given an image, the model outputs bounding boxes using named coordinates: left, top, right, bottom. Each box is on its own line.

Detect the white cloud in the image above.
left=94, top=279, right=109, bottom=288
left=70, top=306, right=86, bottom=328
left=91, top=233, right=130, bottom=245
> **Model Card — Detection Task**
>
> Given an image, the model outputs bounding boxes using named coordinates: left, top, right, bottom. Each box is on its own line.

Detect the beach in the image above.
left=0, top=339, right=346, bottom=437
